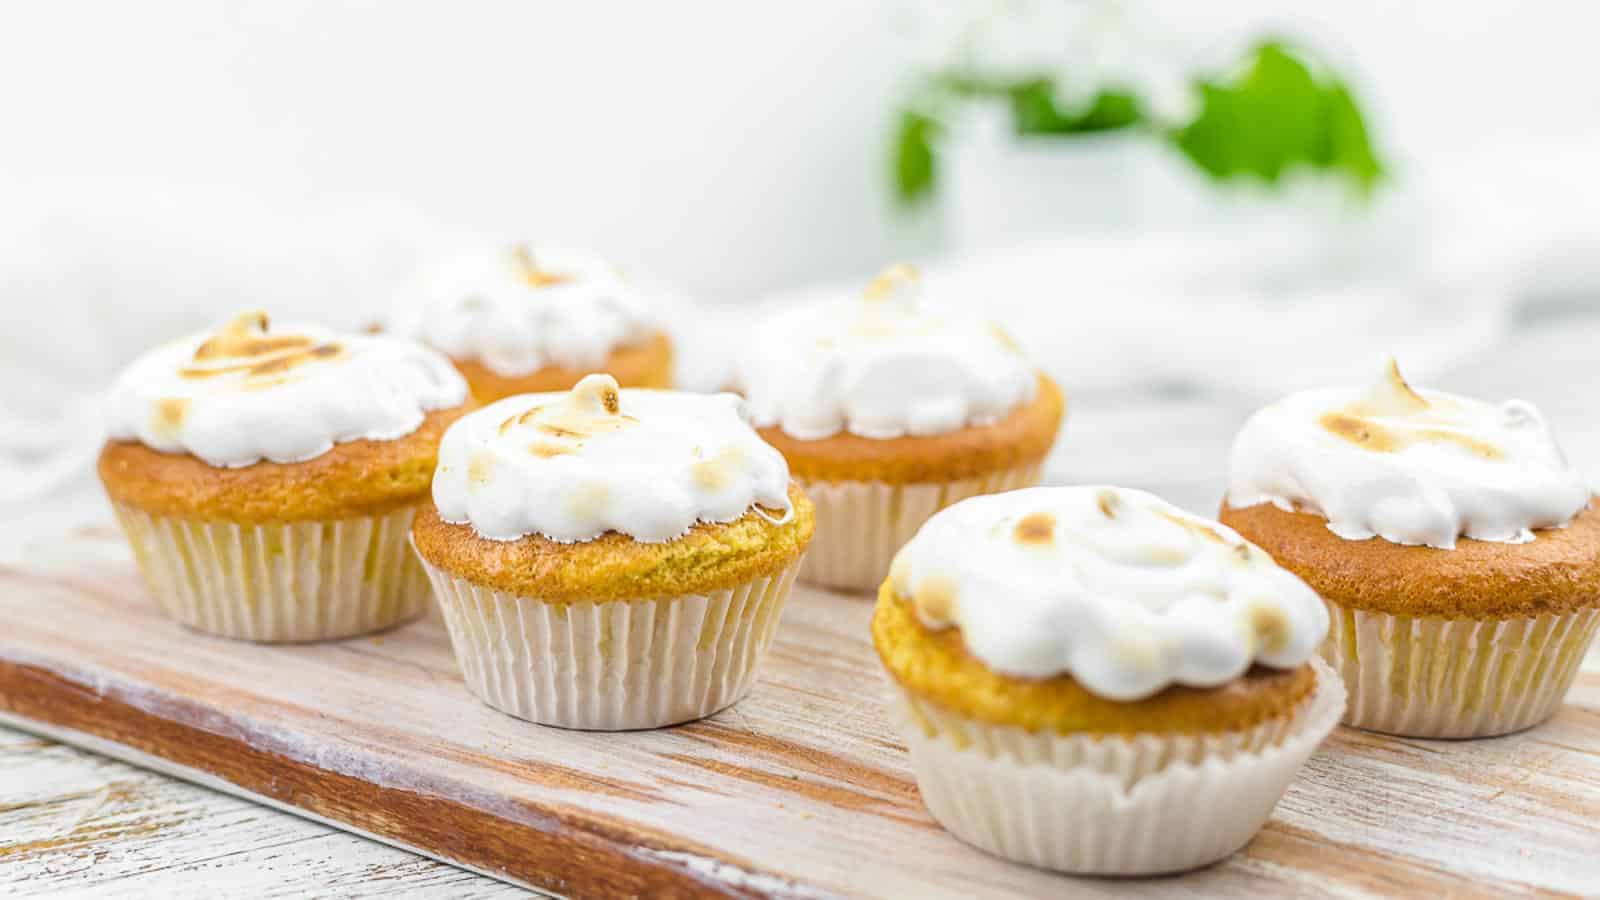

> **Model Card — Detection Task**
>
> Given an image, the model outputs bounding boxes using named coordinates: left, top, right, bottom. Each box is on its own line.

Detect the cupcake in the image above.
left=413, top=373, right=814, bottom=730
left=874, top=486, right=1342, bottom=875
left=1220, top=357, right=1598, bottom=738
left=389, top=243, right=672, bottom=402
left=738, top=264, right=1064, bottom=592
left=99, top=311, right=470, bottom=642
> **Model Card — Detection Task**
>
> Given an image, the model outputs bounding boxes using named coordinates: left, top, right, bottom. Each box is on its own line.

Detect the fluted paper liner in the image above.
left=799, top=463, right=1042, bottom=593
left=421, top=557, right=803, bottom=730
left=1322, top=601, right=1600, bottom=738
left=887, top=657, right=1345, bottom=876
left=113, top=503, right=431, bottom=642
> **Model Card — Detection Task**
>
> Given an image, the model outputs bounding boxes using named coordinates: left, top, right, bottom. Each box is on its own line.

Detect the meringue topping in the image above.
left=190, top=311, right=306, bottom=359
left=1012, top=511, right=1056, bottom=546
left=1316, top=358, right=1503, bottom=459
left=389, top=244, right=659, bottom=376
left=179, top=313, right=348, bottom=384
left=510, top=244, right=576, bottom=289
left=890, top=486, right=1328, bottom=700
left=1228, top=356, right=1589, bottom=549
left=106, top=313, right=466, bottom=467
left=496, top=373, right=636, bottom=444
left=738, top=264, right=1038, bottom=440
left=432, top=375, right=793, bottom=543
left=862, top=262, right=919, bottom=304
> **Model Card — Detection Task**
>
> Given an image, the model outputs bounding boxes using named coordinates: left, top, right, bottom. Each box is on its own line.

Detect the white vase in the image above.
left=942, top=109, right=1209, bottom=251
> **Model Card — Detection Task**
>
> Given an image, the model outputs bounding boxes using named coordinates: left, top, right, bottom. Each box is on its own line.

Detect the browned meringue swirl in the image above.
left=1317, top=359, right=1503, bottom=460
left=179, top=311, right=345, bottom=382
left=495, top=374, right=637, bottom=455
left=861, top=262, right=918, bottom=303
left=512, top=244, right=575, bottom=289
left=1012, top=511, right=1055, bottom=546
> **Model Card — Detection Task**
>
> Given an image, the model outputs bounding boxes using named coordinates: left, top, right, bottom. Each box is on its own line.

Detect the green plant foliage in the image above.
left=1174, top=42, right=1383, bottom=191
left=1006, top=79, right=1143, bottom=136
left=888, top=38, right=1386, bottom=209
left=892, top=109, right=941, bottom=206
left=891, top=78, right=1143, bottom=207
left=1319, top=82, right=1384, bottom=189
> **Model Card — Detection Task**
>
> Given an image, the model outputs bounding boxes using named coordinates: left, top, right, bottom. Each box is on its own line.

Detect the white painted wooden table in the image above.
left=4, top=318, right=1599, bottom=897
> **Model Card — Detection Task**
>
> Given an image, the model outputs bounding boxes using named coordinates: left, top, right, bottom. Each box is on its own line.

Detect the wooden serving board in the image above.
left=1, top=529, right=1597, bottom=898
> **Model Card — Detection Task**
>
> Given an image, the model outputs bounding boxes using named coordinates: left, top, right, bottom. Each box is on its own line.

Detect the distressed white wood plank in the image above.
left=2, top=544, right=1597, bottom=898
left=0, top=724, right=527, bottom=898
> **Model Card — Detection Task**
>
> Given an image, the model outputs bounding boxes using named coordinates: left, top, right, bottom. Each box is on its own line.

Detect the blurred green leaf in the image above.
left=888, top=39, right=1383, bottom=209
left=892, top=108, right=941, bottom=207
left=1075, top=90, right=1142, bottom=132
left=1008, top=79, right=1142, bottom=135
left=1321, top=81, right=1384, bottom=191
left=1174, top=41, right=1384, bottom=190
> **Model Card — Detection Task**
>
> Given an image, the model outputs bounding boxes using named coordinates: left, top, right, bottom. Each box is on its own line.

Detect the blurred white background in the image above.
left=4, top=2, right=1598, bottom=302
left=3, top=0, right=1600, bottom=535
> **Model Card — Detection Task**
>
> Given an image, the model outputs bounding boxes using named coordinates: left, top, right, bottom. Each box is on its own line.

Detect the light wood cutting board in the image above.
left=0, top=529, right=1595, bottom=898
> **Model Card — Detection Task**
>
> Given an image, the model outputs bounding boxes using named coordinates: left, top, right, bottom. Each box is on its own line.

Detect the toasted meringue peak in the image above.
left=497, top=374, right=636, bottom=447
left=180, top=312, right=345, bottom=384
left=861, top=263, right=919, bottom=304
left=737, top=266, right=1037, bottom=440
left=1096, top=488, right=1120, bottom=518
left=1012, top=511, right=1056, bottom=546
left=891, top=486, right=1328, bottom=699
left=510, top=243, right=576, bottom=288
left=987, top=322, right=1024, bottom=355
left=433, top=387, right=793, bottom=544
left=1228, top=357, right=1588, bottom=549
left=191, top=311, right=274, bottom=357
left=149, top=397, right=190, bottom=442
left=185, top=311, right=331, bottom=374
left=388, top=244, right=659, bottom=376
left=106, top=313, right=465, bottom=467
left=566, top=373, right=623, bottom=415
left=1316, top=357, right=1503, bottom=460
left=1348, top=355, right=1429, bottom=416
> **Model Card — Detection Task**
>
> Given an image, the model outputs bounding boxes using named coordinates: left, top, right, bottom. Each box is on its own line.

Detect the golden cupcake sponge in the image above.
left=100, top=405, right=472, bottom=522
left=872, top=582, right=1317, bottom=736
left=1220, top=499, right=1600, bottom=619
left=758, top=373, right=1065, bottom=484
left=413, top=484, right=815, bottom=603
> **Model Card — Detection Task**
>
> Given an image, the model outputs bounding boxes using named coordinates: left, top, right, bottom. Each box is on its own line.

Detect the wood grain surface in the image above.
left=1, top=530, right=1597, bottom=898
left=0, top=727, right=524, bottom=898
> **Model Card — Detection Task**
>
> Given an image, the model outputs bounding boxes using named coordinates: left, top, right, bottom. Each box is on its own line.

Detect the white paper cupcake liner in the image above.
left=887, top=657, right=1345, bottom=876
left=799, top=463, right=1042, bottom=593
left=113, top=503, right=431, bottom=643
left=1322, top=601, right=1600, bottom=738
left=421, top=556, right=803, bottom=730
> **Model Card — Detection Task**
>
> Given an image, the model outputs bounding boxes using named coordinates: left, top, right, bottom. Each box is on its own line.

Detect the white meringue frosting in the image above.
left=889, top=486, right=1328, bottom=701
left=432, top=374, right=794, bottom=543
left=106, top=312, right=467, bottom=468
left=738, top=264, right=1038, bottom=440
left=390, top=243, right=658, bottom=375
left=1227, top=357, right=1589, bottom=549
